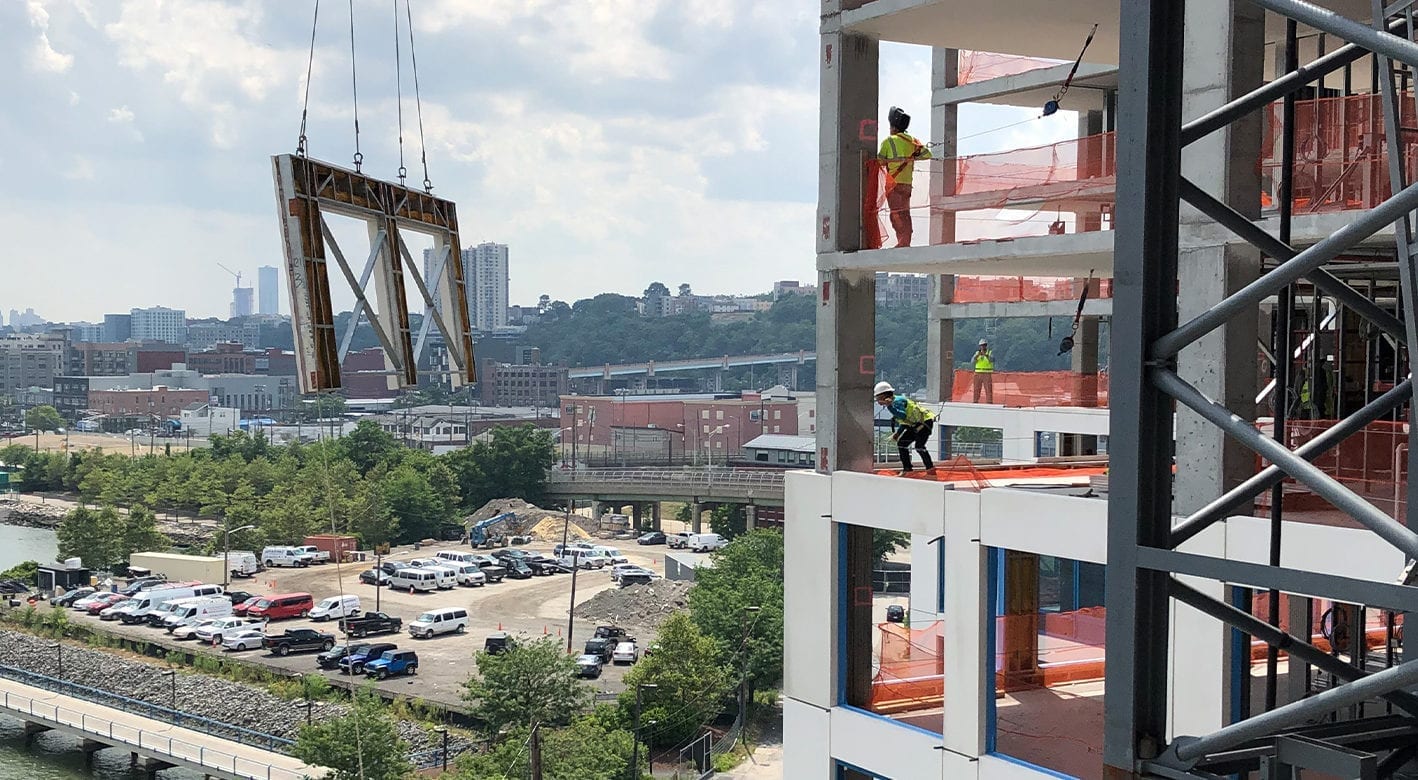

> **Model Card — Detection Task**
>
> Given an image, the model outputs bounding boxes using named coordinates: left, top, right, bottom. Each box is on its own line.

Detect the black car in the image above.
left=263, top=629, right=336, bottom=656
left=484, top=632, right=516, bottom=655
left=120, top=577, right=166, bottom=596
left=358, top=569, right=389, bottom=586
left=492, top=549, right=530, bottom=563
left=50, top=588, right=96, bottom=607
left=583, top=637, right=616, bottom=663
left=525, top=556, right=566, bottom=576
left=504, top=560, right=533, bottom=580
left=340, top=611, right=403, bottom=638
left=637, top=531, right=667, bottom=545
left=224, top=590, right=254, bottom=605
left=317, top=642, right=371, bottom=670
left=479, top=563, right=507, bottom=583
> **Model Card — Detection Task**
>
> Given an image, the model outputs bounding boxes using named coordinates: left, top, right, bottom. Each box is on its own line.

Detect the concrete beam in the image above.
left=934, top=297, right=1113, bottom=320
left=818, top=230, right=1115, bottom=277
left=935, top=63, right=1118, bottom=110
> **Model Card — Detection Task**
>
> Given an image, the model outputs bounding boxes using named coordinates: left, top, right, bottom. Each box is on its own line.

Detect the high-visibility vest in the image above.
left=974, top=350, right=994, bottom=373
left=894, top=396, right=935, bottom=428
left=878, top=133, right=929, bottom=185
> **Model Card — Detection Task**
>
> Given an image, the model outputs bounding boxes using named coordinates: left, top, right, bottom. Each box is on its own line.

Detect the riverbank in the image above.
left=0, top=494, right=218, bottom=549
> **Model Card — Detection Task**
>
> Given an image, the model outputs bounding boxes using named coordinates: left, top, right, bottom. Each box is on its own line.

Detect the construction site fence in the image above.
left=957, top=51, right=1066, bottom=85
left=949, top=369, right=1107, bottom=408
left=1255, top=418, right=1409, bottom=521
left=864, top=92, right=1418, bottom=250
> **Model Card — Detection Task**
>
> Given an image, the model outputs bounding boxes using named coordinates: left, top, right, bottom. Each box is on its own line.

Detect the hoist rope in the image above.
left=347, top=0, right=363, bottom=172
left=404, top=0, right=433, bottom=192
left=295, top=0, right=321, bottom=156
left=392, top=0, right=406, bottom=183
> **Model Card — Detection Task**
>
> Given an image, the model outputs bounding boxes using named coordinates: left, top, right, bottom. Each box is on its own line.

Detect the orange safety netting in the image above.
left=872, top=620, right=944, bottom=712
left=876, top=463, right=1108, bottom=483
left=950, top=369, right=1107, bottom=407
left=996, top=609, right=1107, bottom=692
left=1259, top=92, right=1418, bottom=214
left=953, top=276, right=1114, bottom=303
left=957, top=51, right=1066, bottom=84
left=1255, top=418, right=1410, bottom=520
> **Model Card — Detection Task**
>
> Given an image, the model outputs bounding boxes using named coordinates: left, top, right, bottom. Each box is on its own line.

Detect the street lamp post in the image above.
left=434, top=726, right=449, bottom=771
left=53, top=642, right=62, bottom=679
left=630, top=682, right=659, bottom=780
left=161, top=669, right=176, bottom=710
left=223, top=523, right=256, bottom=589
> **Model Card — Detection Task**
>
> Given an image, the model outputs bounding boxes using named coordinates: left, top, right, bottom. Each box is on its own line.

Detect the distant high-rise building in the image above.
left=103, top=313, right=131, bottom=342
left=231, top=286, right=254, bottom=318
left=467, top=242, right=509, bottom=331
left=129, top=306, right=187, bottom=346
left=8, top=308, right=47, bottom=329
left=258, top=266, right=279, bottom=315
left=68, top=322, right=104, bottom=342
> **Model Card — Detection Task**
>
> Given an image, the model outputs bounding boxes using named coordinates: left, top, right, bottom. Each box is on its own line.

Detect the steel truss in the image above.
left=1109, top=0, right=1418, bottom=777
left=271, top=154, right=477, bottom=394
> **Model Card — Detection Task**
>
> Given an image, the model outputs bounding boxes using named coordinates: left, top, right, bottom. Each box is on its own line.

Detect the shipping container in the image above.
left=303, top=534, right=359, bottom=563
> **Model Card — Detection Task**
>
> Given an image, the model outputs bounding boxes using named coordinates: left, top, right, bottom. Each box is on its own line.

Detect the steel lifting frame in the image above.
left=271, top=154, right=477, bottom=394
left=1109, top=0, right=1418, bottom=778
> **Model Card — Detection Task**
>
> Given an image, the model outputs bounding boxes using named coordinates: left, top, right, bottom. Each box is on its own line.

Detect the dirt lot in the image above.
left=63, top=537, right=712, bottom=709
left=4, top=430, right=199, bottom=455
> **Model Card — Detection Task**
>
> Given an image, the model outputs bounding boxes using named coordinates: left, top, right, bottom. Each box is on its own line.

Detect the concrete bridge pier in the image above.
left=22, top=721, right=51, bottom=740
left=746, top=504, right=757, bottom=531
left=136, top=756, right=174, bottom=778
left=691, top=501, right=703, bottom=533
left=652, top=502, right=662, bottom=531
left=591, top=501, right=604, bottom=530
left=632, top=503, right=643, bottom=529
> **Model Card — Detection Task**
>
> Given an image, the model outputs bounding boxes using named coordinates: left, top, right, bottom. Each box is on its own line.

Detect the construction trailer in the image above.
left=127, top=552, right=226, bottom=585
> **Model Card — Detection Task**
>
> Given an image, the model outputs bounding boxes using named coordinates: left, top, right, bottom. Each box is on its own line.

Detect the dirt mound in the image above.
left=573, top=580, right=693, bottom=631
left=527, top=517, right=590, bottom=543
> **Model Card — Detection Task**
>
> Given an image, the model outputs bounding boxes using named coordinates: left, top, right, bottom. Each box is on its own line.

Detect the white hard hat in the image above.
left=978, top=339, right=989, bottom=346
left=873, top=381, right=895, bottom=396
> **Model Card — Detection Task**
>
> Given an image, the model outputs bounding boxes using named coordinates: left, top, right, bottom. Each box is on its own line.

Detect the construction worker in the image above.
left=972, top=339, right=995, bottom=403
left=874, top=381, right=936, bottom=472
left=879, top=107, right=931, bottom=248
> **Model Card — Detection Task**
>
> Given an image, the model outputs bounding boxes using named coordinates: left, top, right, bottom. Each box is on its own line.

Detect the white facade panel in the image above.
left=832, top=470, right=949, bottom=537
left=1224, top=515, right=1407, bottom=587
left=785, top=471, right=836, bottom=709
left=942, top=491, right=988, bottom=757
left=1168, top=525, right=1228, bottom=739
left=782, top=698, right=834, bottom=779
left=977, top=489, right=1107, bottom=564
left=829, top=707, right=943, bottom=780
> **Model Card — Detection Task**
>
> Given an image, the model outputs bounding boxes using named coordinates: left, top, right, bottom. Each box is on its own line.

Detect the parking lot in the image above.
left=68, top=538, right=700, bottom=708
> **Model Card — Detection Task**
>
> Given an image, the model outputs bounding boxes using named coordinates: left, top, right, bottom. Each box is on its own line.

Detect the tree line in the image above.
left=1, top=421, right=554, bottom=567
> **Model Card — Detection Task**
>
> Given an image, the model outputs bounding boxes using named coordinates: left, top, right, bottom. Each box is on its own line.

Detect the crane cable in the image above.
left=347, top=0, right=363, bottom=172
left=295, top=0, right=320, bottom=156
left=404, top=0, right=434, bottom=192
left=392, top=0, right=406, bottom=184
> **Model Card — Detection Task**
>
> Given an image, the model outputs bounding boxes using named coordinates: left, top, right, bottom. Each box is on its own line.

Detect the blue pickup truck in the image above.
left=365, top=649, right=418, bottom=680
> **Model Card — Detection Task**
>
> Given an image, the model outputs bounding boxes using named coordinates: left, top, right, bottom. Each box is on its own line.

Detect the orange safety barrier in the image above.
left=995, top=609, right=1107, bottom=693
left=949, top=369, right=1107, bottom=408
left=957, top=51, right=1066, bottom=85
left=952, top=276, right=1113, bottom=303
left=875, top=463, right=1109, bottom=484
left=1254, top=419, right=1410, bottom=520
left=871, top=620, right=945, bottom=713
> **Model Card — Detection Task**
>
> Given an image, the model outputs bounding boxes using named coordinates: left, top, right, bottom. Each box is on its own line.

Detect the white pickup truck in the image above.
left=293, top=545, right=331, bottom=564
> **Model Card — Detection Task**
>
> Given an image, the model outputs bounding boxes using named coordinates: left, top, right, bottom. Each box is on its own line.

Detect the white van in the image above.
left=309, top=594, right=361, bottom=621
left=261, top=546, right=315, bottom=568
left=450, top=563, right=487, bottom=587
left=434, top=551, right=477, bottom=566
left=163, top=597, right=232, bottom=631
left=123, top=584, right=224, bottom=625
left=389, top=567, right=439, bottom=593
left=407, top=560, right=458, bottom=590
left=554, top=544, right=607, bottom=569
left=227, top=551, right=262, bottom=578
left=408, top=607, right=468, bottom=639
left=592, top=546, right=629, bottom=564
left=688, top=533, right=729, bottom=553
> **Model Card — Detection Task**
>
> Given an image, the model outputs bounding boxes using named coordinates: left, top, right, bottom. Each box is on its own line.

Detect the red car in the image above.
left=244, top=593, right=313, bottom=621
left=85, top=593, right=128, bottom=615
left=232, top=596, right=262, bottom=616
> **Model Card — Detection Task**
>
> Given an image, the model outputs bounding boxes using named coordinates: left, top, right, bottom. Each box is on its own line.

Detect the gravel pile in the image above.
left=0, top=629, right=471, bottom=758
left=464, top=498, right=592, bottom=542
left=572, top=580, right=693, bottom=631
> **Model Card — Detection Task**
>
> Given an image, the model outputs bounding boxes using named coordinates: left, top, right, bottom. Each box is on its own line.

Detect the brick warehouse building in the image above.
left=561, top=391, right=799, bottom=463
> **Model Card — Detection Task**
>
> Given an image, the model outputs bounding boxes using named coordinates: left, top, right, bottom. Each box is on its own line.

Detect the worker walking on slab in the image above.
left=879, top=107, right=931, bottom=248
left=875, top=381, right=936, bottom=473
left=972, top=339, right=995, bottom=403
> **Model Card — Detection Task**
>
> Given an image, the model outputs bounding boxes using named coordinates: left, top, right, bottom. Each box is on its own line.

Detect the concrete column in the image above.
left=590, top=501, right=604, bottom=530
left=691, top=502, right=703, bottom=534
left=632, top=503, right=643, bottom=529
left=746, top=504, right=757, bottom=531
left=1174, top=0, right=1265, bottom=734
left=1066, top=306, right=1102, bottom=454
left=652, top=502, right=662, bottom=531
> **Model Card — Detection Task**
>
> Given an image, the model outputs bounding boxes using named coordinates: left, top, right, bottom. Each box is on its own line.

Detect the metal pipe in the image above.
left=1170, top=579, right=1418, bottom=715
left=1153, top=368, right=1418, bottom=560
left=1158, top=179, right=1418, bottom=358
left=1177, top=180, right=1405, bottom=339
left=1172, top=377, right=1413, bottom=545
left=1171, top=659, right=1418, bottom=763
left=1245, top=0, right=1418, bottom=69
left=1181, top=16, right=1407, bottom=146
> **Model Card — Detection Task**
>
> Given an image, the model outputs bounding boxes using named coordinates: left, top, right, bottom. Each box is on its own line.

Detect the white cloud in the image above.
left=106, top=105, right=134, bottom=124
left=26, top=0, right=74, bottom=73
left=62, top=155, right=95, bottom=181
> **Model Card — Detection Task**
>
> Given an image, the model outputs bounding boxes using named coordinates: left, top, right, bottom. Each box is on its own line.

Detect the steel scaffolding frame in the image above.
left=1108, top=0, right=1418, bottom=777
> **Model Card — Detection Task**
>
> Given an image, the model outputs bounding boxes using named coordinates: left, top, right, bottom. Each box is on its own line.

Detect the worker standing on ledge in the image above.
left=875, top=381, right=936, bottom=473
left=879, top=106, right=931, bottom=248
left=972, top=339, right=995, bottom=403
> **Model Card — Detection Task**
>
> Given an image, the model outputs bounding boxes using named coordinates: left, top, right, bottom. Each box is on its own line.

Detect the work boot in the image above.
left=898, top=450, right=913, bottom=473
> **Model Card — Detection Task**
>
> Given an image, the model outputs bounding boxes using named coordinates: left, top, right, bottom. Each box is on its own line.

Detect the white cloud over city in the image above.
left=0, top=1, right=1062, bottom=322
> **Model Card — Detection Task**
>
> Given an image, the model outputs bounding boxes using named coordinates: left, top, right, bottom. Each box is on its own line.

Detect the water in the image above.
left=0, top=524, right=61, bottom=572
left=0, top=718, right=202, bottom=779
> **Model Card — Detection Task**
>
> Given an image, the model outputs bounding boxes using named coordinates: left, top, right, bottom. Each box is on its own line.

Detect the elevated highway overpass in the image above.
left=546, top=468, right=787, bottom=530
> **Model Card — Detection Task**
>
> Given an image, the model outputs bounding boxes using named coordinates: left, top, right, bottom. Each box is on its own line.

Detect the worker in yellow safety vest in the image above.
left=875, top=381, right=936, bottom=473
left=972, top=339, right=995, bottom=404
left=879, top=106, right=931, bottom=248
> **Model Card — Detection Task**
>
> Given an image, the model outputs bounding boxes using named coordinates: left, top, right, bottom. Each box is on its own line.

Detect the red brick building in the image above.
left=135, top=347, right=186, bottom=373
left=186, top=342, right=256, bottom=374
left=88, top=386, right=210, bottom=419
left=561, top=392, right=799, bottom=461
left=341, top=348, right=399, bottom=398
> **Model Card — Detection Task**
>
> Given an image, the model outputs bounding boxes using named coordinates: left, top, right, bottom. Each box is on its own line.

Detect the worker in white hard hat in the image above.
left=874, top=381, right=936, bottom=473
left=972, top=339, right=995, bottom=404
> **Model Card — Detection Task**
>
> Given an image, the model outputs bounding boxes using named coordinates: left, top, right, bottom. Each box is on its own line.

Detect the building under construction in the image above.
left=788, top=0, right=1418, bottom=778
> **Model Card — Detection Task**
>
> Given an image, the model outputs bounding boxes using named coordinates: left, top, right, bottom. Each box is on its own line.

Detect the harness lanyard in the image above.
left=1043, top=23, right=1099, bottom=116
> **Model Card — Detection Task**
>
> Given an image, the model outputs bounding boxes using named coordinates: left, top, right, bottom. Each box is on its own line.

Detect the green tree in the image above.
left=619, top=612, right=730, bottom=748
left=462, top=636, right=592, bottom=735
left=873, top=529, right=909, bottom=566
left=115, top=505, right=170, bottom=562
left=443, top=425, right=555, bottom=510
left=298, top=394, right=347, bottom=422
left=452, top=712, right=639, bottom=780
left=55, top=506, right=118, bottom=570
left=341, top=420, right=401, bottom=474
left=347, top=480, right=398, bottom=548
left=688, top=529, right=784, bottom=691
left=0, top=560, right=39, bottom=583
left=292, top=687, right=410, bottom=780
left=708, top=504, right=747, bottom=540
left=24, top=405, right=63, bottom=432
left=380, top=464, right=447, bottom=542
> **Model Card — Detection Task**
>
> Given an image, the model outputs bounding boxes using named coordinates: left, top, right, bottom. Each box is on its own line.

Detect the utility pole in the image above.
left=565, top=499, right=579, bottom=654
left=529, top=721, right=544, bottom=780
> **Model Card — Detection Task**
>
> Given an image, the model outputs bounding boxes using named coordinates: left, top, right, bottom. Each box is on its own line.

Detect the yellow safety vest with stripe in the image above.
left=974, top=350, right=995, bottom=373
left=888, top=395, right=935, bottom=432
left=878, top=133, right=930, bottom=185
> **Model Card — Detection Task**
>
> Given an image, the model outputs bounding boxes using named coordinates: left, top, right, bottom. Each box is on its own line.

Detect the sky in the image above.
left=1, top=0, right=1077, bottom=323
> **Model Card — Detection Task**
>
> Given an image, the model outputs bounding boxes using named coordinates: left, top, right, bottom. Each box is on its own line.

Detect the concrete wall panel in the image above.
left=829, top=707, right=943, bottom=780
left=785, top=471, right=836, bottom=709
left=783, top=698, right=833, bottom=779
left=978, top=489, right=1107, bottom=564
left=832, top=471, right=949, bottom=537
